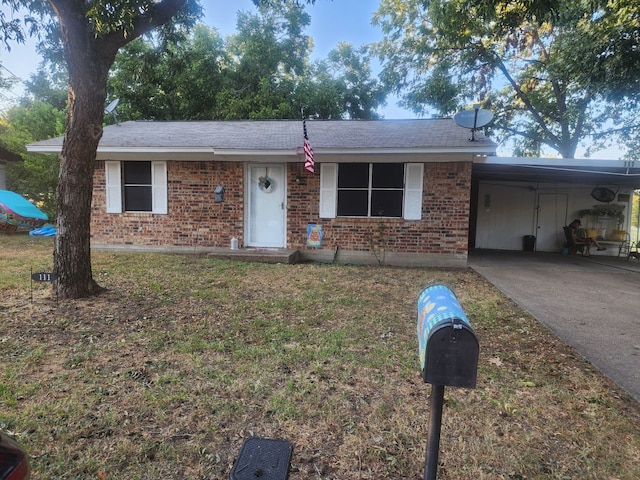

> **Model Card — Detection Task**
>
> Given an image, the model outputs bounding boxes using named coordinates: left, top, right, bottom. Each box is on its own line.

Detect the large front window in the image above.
left=337, top=163, right=405, bottom=217
left=319, top=162, right=423, bottom=220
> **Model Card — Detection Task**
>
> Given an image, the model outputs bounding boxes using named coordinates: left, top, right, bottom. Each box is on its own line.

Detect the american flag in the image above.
left=303, top=120, right=315, bottom=173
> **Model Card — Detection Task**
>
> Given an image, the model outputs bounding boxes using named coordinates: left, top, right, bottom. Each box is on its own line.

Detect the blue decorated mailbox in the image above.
left=417, top=285, right=479, bottom=388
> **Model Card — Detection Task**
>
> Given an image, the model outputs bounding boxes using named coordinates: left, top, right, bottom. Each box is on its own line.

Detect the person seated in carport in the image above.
left=567, top=219, right=607, bottom=251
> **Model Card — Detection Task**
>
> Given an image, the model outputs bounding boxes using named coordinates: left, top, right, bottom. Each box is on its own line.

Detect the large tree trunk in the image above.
left=54, top=60, right=111, bottom=298
left=51, top=0, right=118, bottom=299
left=49, top=0, right=189, bottom=299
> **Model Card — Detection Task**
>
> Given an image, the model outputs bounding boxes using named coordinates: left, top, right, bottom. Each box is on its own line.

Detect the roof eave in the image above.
left=27, top=145, right=497, bottom=162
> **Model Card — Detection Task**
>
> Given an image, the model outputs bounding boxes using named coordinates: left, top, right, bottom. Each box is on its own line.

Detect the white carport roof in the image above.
left=473, top=156, right=640, bottom=189
left=26, top=118, right=497, bottom=162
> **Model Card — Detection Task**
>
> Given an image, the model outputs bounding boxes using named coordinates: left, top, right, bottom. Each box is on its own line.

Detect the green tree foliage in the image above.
left=373, top=0, right=640, bottom=158
left=218, top=3, right=311, bottom=119
left=3, top=100, right=64, bottom=219
left=108, top=25, right=228, bottom=120
left=25, top=65, right=69, bottom=111
left=310, top=43, right=386, bottom=120
left=108, top=4, right=385, bottom=121
left=558, top=0, right=640, bottom=102
left=0, top=1, right=42, bottom=49
left=2, top=0, right=384, bottom=235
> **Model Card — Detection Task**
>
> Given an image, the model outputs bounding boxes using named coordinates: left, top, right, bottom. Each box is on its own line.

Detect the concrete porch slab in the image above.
left=207, top=248, right=302, bottom=264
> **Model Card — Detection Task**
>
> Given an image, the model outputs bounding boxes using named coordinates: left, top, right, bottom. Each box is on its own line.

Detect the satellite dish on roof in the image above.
left=454, top=106, right=493, bottom=141
left=104, top=98, right=119, bottom=114
left=104, top=98, right=120, bottom=125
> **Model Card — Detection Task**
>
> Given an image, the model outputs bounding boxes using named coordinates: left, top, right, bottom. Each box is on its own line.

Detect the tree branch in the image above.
left=488, top=49, right=561, bottom=146
left=101, top=0, right=190, bottom=58
left=49, top=0, right=190, bottom=61
left=589, top=123, right=640, bottom=138
left=499, top=125, right=561, bottom=153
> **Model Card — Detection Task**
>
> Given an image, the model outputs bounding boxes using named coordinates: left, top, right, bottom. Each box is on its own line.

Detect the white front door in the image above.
left=246, top=164, right=286, bottom=247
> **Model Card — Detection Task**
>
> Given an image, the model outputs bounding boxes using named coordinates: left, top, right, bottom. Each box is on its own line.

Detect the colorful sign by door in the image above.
left=306, top=224, right=322, bottom=247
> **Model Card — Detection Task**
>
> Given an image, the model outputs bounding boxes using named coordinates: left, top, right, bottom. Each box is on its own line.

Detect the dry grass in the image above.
left=1, top=233, right=640, bottom=479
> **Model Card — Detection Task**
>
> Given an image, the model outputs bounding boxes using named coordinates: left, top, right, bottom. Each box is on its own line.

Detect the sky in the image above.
left=0, top=0, right=414, bottom=118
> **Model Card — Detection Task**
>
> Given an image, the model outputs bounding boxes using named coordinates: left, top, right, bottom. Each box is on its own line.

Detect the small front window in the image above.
left=123, top=162, right=152, bottom=212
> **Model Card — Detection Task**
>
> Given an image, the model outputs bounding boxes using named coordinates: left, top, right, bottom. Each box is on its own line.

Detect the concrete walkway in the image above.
left=468, top=250, right=640, bottom=404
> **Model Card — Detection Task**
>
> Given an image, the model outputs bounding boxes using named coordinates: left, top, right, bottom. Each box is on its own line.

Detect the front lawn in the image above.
left=2, top=234, right=639, bottom=479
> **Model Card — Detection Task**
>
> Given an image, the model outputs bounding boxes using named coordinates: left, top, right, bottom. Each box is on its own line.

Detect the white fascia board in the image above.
left=25, top=144, right=61, bottom=154
left=95, top=147, right=216, bottom=161
left=211, top=149, right=297, bottom=156
left=316, top=147, right=496, bottom=156
left=195, top=148, right=494, bottom=163
left=27, top=144, right=497, bottom=161
left=214, top=147, right=496, bottom=156
left=24, top=144, right=218, bottom=161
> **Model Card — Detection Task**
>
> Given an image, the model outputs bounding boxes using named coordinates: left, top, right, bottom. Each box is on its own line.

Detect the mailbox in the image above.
left=417, top=284, right=479, bottom=388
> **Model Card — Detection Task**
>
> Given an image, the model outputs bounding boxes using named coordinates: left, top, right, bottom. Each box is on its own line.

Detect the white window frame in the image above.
left=105, top=161, right=167, bottom=214
left=319, top=162, right=423, bottom=220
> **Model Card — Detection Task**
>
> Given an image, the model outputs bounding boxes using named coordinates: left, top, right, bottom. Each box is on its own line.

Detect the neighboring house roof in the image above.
left=0, top=146, right=21, bottom=164
left=26, top=118, right=497, bottom=162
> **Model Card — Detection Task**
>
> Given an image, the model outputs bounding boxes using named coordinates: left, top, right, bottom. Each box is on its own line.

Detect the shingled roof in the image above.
left=27, top=118, right=496, bottom=160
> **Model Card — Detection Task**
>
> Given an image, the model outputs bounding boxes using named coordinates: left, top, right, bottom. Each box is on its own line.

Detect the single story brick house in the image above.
left=27, top=119, right=496, bottom=266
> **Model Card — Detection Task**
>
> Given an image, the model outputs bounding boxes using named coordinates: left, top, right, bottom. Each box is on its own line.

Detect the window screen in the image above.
left=123, top=162, right=152, bottom=212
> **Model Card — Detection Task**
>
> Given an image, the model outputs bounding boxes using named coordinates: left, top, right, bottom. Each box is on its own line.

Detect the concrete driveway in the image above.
left=468, top=250, right=640, bottom=404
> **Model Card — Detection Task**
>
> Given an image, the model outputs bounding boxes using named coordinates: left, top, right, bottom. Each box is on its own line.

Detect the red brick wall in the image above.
left=287, top=161, right=471, bottom=255
left=92, top=161, right=244, bottom=248
left=91, top=160, right=471, bottom=255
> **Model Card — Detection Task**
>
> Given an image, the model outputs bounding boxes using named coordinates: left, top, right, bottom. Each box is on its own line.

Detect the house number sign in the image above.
left=30, top=269, right=58, bottom=303
left=31, top=272, right=57, bottom=282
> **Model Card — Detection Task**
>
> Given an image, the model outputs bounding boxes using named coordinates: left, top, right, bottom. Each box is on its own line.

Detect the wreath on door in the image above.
left=258, top=175, right=274, bottom=193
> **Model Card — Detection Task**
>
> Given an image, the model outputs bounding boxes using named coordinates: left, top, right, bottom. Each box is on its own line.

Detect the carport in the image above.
left=469, top=249, right=640, bottom=404
left=470, top=157, right=640, bottom=252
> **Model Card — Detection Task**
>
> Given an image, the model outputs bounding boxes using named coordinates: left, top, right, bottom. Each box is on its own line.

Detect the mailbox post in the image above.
left=417, top=284, right=479, bottom=480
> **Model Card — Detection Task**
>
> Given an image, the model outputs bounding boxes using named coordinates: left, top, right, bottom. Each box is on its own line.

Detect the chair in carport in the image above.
left=563, top=226, right=590, bottom=256
left=617, top=232, right=632, bottom=258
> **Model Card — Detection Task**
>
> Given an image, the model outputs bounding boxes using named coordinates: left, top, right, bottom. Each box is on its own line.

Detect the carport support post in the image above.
left=424, top=383, right=445, bottom=480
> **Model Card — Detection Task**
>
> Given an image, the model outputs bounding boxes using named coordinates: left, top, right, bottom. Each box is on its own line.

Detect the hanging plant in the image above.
left=578, top=205, right=625, bottom=227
